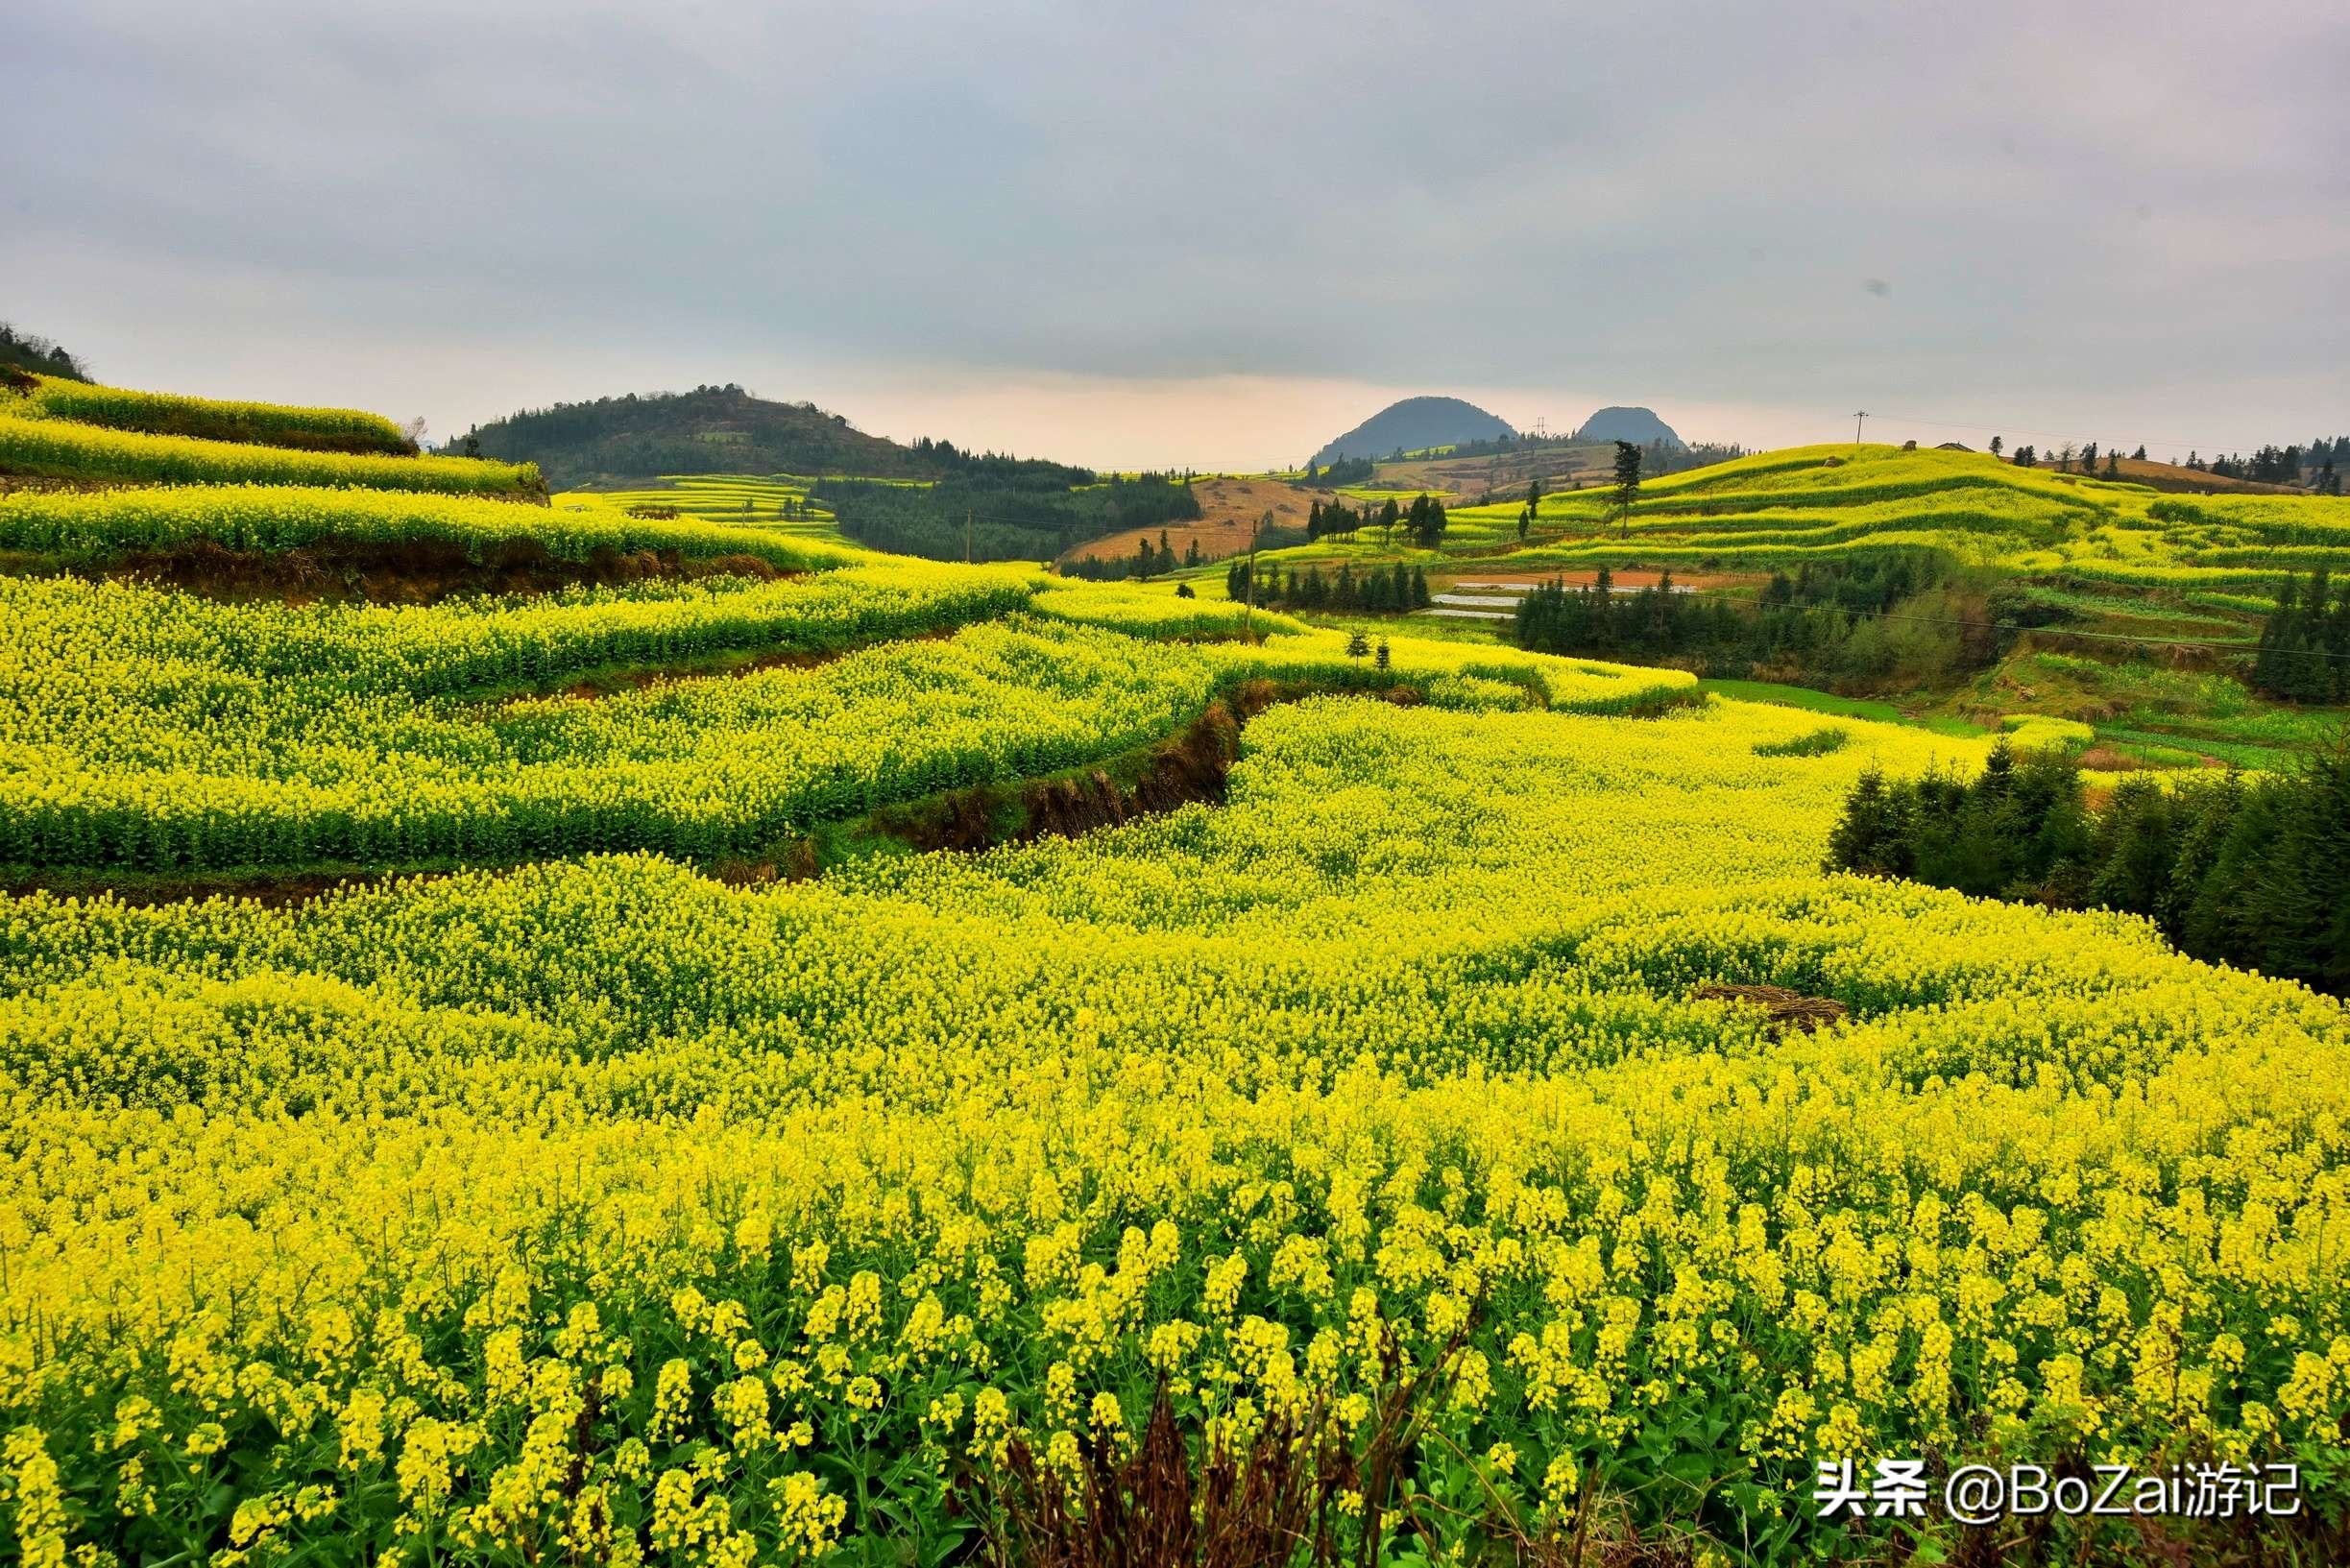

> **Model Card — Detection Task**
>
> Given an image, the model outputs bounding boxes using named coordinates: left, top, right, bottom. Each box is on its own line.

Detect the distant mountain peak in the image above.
left=1312, top=397, right=1514, bottom=468
left=1575, top=406, right=1684, bottom=449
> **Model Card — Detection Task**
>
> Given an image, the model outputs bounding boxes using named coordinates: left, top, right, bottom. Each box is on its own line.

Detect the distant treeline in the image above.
left=1299, top=456, right=1374, bottom=486
left=818, top=470, right=1201, bottom=564
left=1829, top=741, right=2350, bottom=994
left=1635, top=439, right=1748, bottom=478
left=2185, top=439, right=2346, bottom=490
left=0, top=322, right=90, bottom=383
left=1225, top=559, right=1432, bottom=614
left=2250, top=569, right=2350, bottom=704
left=1999, top=435, right=2344, bottom=490
left=1512, top=553, right=2014, bottom=687
left=1304, top=494, right=1450, bottom=547
left=901, top=436, right=1097, bottom=487
left=1063, top=529, right=1213, bottom=581
left=1407, top=432, right=1577, bottom=462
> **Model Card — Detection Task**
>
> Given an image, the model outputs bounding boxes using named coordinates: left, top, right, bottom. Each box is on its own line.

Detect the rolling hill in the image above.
left=1311, top=395, right=1514, bottom=467
left=457, top=383, right=936, bottom=489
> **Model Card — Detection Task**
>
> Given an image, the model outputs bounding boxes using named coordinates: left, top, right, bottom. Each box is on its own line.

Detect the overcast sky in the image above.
left=5, top=0, right=2344, bottom=469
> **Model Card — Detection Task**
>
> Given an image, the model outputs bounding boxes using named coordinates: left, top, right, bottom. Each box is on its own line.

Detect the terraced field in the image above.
left=0, top=384, right=2344, bottom=1565
left=1, top=373, right=540, bottom=497
left=555, top=473, right=852, bottom=546
left=1446, top=446, right=2350, bottom=591
left=1211, top=447, right=2350, bottom=597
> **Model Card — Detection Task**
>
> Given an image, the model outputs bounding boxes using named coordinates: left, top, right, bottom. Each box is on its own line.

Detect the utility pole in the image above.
left=1244, top=512, right=1260, bottom=641
left=1853, top=411, right=1869, bottom=445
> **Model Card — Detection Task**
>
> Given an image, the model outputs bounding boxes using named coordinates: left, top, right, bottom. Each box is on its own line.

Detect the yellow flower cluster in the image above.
left=1, top=687, right=2343, bottom=1556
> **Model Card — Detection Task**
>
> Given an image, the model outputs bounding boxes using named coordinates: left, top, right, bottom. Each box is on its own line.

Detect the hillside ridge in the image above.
left=459, top=383, right=935, bottom=490
left=1311, top=396, right=1514, bottom=467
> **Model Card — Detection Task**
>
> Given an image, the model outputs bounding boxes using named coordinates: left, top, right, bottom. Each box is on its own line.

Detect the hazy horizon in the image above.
left=6, top=0, right=2344, bottom=470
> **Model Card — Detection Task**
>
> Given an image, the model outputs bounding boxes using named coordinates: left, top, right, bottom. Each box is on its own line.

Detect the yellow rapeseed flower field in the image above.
left=0, top=415, right=2343, bottom=1561
left=0, top=573, right=1686, bottom=874
left=12, top=374, right=416, bottom=457
left=2, top=672, right=2344, bottom=1559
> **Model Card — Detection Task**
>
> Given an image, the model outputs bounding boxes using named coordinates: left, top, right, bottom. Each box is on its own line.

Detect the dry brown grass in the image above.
left=1371, top=446, right=1611, bottom=504
left=2051, top=457, right=2308, bottom=495
left=1059, top=478, right=1323, bottom=570
left=1694, top=982, right=1849, bottom=1035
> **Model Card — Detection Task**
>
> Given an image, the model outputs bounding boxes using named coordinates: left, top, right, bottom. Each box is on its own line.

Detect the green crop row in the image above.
left=1, top=564, right=1041, bottom=705
left=0, top=580, right=1687, bottom=873
left=0, top=483, right=858, bottom=567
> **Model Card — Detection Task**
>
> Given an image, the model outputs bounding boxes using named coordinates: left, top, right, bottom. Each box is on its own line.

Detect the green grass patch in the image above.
left=1753, top=725, right=1850, bottom=758
left=1701, top=678, right=1986, bottom=736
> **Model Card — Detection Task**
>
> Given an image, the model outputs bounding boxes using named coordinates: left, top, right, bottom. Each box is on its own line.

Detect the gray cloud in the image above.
left=4, top=0, right=2344, bottom=464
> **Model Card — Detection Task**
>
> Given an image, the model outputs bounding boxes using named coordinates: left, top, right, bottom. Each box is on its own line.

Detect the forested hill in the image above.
left=454, top=384, right=935, bottom=488
left=1311, top=396, right=1514, bottom=466
left=0, top=321, right=91, bottom=383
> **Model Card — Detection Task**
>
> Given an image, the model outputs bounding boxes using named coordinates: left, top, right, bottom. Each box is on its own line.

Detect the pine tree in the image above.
left=2291, top=567, right=2338, bottom=704
left=1825, top=769, right=1911, bottom=877
left=1374, top=639, right=1391, bottom=671
left=1345, top=631, right=1370, bottom=661
left=2086, top=776, right=2177, bottom=914
left=1611, top=442, right=1643, bottom=533
left=2252, top=575, right=2296, bottom=697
